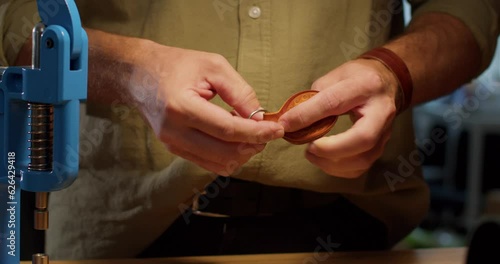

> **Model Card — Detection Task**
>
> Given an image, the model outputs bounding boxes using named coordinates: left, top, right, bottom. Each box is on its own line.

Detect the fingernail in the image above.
left=306, top=143, right=317, bottom=154
left=251, top=111, right=264, bottom=120
left=278, top=119, right=289, bottom=131
left=274, top=128, right=284, bottom=139
left=255, top=144, right=266, bottom=152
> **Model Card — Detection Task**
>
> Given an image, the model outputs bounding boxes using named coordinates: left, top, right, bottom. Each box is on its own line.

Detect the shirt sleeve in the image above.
left=0, top=0, right=39, bottom=66
left=408, top=0, right=500, bottom=73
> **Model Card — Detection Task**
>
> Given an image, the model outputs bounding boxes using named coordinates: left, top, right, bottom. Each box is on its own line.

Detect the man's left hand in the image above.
left=278, top=58, right=400, bottom=178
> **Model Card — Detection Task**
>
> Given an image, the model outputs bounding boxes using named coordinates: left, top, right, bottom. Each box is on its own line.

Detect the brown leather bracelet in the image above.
left=358, top=47, right=413, bottom=114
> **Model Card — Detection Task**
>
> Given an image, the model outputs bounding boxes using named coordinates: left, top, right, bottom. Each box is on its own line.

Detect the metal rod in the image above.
left=34, top=192, right=48, bottom=230
left=35, top=192, right=48, bottom=209
left=32, top=23, right=45, bottom=69
left=34, top=210, right=49, bottom=230
left=32, top=253, right=49, bottom=264
left=0, top=67, right=7, bottom=79
left=31, top=22, right=51, bottom=264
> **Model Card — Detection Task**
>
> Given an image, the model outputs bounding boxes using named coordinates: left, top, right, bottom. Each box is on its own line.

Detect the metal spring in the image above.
left=28, top=103, right=54, bottom=171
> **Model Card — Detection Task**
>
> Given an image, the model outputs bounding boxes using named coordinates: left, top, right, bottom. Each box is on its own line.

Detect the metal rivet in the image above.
left=46, top=38, right=54, bottom=49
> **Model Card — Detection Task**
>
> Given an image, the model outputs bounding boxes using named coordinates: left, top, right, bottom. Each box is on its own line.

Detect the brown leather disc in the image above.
left=263, top=90, right=337, bottom=145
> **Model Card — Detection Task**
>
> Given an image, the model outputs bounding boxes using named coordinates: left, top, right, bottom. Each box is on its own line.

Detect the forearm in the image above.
left=14, top=28, right=149, bottom=106
left=384, top=12, right=482, bottom=106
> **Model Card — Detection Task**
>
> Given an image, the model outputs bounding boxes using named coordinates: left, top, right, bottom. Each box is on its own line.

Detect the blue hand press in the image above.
left=0, top=0, right=88, bottom=263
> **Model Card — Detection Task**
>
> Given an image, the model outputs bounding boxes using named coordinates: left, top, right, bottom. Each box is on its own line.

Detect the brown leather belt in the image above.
left=192, top=177, right=340, bottom=218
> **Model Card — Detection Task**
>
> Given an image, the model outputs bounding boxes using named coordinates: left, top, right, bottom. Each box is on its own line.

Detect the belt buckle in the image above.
left=191, top=191, right=231, bottom=218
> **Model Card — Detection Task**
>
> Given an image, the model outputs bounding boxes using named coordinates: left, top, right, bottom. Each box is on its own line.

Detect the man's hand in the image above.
left=277, top=11, right=484, bottom=179
left=278, top=59, right=398, bottom=178
left=16, top=28, right=285, bottom=176
left=129, top=42, right=284, bottom=176
left=45, top=29, right=285, bottom=176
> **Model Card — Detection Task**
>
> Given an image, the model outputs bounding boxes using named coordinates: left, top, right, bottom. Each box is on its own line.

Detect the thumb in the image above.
left=279, top=80, right=365, bottom=132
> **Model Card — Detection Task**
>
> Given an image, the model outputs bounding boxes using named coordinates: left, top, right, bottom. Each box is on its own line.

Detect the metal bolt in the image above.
left=32, top=253, right=49, bottom=264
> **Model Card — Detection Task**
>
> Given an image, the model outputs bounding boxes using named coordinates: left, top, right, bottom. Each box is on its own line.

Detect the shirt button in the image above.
left=248, top=6, right=261, bottom=19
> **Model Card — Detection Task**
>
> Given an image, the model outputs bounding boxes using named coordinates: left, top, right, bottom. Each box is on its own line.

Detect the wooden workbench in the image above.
left=21, top=247, right=468, bottom=264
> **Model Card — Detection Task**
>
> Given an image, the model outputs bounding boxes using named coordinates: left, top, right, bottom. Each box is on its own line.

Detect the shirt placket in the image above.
left=237, top=0, right=271, bottom=109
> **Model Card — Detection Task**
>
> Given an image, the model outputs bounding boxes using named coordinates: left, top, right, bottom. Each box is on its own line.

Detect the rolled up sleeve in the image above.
left=0, top=0, right=38, bottom=66
left=409, top=0, right=500, bottom=73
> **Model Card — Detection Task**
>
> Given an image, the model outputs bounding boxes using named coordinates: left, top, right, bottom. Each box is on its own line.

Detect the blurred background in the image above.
left=399, top=1, right=500, bottom=249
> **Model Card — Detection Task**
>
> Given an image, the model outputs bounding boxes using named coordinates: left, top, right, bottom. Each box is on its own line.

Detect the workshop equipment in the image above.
left=0, top=0, right=88, bottom=263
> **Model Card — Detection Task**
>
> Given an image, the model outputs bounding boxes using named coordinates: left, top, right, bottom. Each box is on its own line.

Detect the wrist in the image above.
left=88, top=28, right=158, bottom=107
left=358, top=47, right=413, bottom=115
left=124, top=38, right=166, bottom=123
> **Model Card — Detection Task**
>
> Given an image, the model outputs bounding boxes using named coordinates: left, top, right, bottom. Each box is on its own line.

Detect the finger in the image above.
left=166, top=144, right=230, bottom=176
left=306, top=101, right=390, bottom=159
left=278, top=80, right=367, bottom=132
left=206, top=57, right=263, bottom=119
left=178, top=94, right=284, bottom=143
left=305, top=151, right=368, bottom=178
left=230, top=109, right=241, bottom=117
left=194, top=82, right=217, bottom=100
left=306, top=130, right=392, bottom=175
left=161, top=126, right=266, bottom=169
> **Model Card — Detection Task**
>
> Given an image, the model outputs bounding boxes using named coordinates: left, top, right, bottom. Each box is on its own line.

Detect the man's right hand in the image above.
left=126, top=41, right=283, bottom=175
left=16, top=28, right=285, bottom=176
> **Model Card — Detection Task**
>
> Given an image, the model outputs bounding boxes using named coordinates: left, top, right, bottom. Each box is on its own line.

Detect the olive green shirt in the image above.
left=1, top=0, right=499, bottom=259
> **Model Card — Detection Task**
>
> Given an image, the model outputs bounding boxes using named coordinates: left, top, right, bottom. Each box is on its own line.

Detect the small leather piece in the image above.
left=359, top=47, right=413, bottom=114
left=263, top=90, right=337, bottom=145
